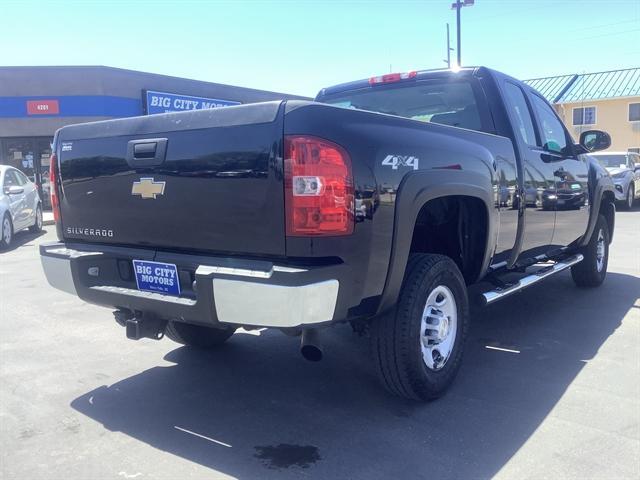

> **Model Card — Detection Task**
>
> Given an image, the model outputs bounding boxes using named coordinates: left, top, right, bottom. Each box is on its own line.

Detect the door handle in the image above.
left=126, top=138, right=168, bottom=168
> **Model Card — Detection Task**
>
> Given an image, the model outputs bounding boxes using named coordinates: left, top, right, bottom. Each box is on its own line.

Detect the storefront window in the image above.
left=0, top=136, right=53, bottom=208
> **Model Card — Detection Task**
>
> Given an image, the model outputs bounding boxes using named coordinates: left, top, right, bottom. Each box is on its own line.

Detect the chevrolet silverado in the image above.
left=40, top=67, right=616, bottom=401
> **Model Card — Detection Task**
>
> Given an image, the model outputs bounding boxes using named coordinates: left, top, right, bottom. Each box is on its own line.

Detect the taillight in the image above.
left=369, top=71, right=417, bottom=85
left=49, top=153, right=61, bottom=223
left=284, top=136, right=354, bottom=236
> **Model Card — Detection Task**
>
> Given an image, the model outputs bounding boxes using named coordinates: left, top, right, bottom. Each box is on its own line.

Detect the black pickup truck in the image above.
left=41, top=67, right=616, bottom=401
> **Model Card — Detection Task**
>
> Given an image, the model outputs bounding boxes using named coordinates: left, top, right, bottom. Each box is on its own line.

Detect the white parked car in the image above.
left=0, top=165, right=43, bottom=249
left=591, top=151, right=640, bottom=210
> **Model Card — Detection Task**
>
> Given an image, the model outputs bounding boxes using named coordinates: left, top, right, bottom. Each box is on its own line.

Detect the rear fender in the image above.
left=377, top=170, right=495, bottom=314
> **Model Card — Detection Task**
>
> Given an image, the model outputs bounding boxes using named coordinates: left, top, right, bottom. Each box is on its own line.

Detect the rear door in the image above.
left=14, top=169, right=38, bottom=222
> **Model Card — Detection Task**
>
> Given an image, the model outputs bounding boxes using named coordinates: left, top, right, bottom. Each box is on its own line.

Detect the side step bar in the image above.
left=481, top=254, right=583, bottom=306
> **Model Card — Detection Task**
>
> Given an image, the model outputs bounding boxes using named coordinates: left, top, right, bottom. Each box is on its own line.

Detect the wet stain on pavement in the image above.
left=254, top=444, right=321, bottom=469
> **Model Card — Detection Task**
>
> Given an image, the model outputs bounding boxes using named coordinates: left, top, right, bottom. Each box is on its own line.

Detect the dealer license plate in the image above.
left=133, top=260, right=181, bottom=296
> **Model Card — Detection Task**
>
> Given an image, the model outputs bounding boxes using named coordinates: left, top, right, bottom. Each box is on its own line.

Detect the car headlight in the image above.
left=612, top=172, right=626, bottom=179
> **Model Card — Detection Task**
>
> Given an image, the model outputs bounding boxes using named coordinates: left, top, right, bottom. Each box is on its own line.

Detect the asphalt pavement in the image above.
left=1, top=209, right=638, bottom=479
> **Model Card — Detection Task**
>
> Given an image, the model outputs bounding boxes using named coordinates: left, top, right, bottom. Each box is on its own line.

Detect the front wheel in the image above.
left=571, top=214, right=609, bottom=287
left=165, top=321, right=236, bottom=348
left=370, top=254, right=469, bottom=401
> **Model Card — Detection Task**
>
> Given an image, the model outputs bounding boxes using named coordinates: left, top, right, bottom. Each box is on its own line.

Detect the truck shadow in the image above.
left=71, top=271, right=639, bottom=479
left=0, top=229, right=48, bottom=253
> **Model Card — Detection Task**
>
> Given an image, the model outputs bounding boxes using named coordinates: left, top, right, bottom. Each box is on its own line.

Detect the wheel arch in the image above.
left=580, top=181, right=616, bottom=247
left=377, top=170, right=495, bottom=314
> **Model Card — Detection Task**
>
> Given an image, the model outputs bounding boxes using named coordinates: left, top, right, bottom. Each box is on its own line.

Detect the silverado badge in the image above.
left=131, top=177, right=165, bottom=199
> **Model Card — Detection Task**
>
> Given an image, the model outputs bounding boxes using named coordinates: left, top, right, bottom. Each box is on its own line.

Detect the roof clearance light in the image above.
left=368, top=71, right=417, bottom=85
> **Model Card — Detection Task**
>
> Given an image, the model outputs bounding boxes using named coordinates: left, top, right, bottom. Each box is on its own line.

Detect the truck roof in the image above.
left=316, top=66, right=486, bottom=99
left=315, top=66, right=536, bottom=101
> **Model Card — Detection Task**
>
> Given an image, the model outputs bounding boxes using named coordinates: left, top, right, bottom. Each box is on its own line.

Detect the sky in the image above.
left=2, top=0, right=639, bottom=97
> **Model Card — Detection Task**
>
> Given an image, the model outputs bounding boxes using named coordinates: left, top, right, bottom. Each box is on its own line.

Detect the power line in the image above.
left=566, top=18, right=640, bottom=33
left=574, top=28, right=640, bottom=42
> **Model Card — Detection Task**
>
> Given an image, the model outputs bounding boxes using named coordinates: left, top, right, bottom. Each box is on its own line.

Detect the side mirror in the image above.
left=635, top=163, right=640, bottom=172
left=579, top=130, right=611, bottom=153
left=4, top=186, right=24, bottom=195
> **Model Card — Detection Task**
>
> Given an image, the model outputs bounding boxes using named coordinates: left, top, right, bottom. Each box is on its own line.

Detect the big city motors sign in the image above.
left=144, top=90, right=240, bottom=115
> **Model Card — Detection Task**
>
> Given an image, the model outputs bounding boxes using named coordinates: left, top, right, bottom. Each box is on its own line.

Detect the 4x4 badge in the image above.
left=382, top=154, right=419, bottom=170
left=131, top=177, right=166, bottom=199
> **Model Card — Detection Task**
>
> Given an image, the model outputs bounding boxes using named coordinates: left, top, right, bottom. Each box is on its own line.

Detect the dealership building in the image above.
left=0, top=65, right=308, bottom=201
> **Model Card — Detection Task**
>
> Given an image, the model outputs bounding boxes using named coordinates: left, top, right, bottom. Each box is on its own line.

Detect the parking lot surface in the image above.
left=1, top=209, right=639, bottom=480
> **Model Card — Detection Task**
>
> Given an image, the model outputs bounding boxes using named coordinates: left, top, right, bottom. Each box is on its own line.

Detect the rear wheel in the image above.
left=165, top=321, right=235, bottom=348
left=29, top=204, right=43, bottom=233
left=623, top=183, right=635, bottom=210
left=1, top=214, right=13, bottom=249
left=571, top=214, right=609, bottom=288
left=370, top=254, right=469, bottom=401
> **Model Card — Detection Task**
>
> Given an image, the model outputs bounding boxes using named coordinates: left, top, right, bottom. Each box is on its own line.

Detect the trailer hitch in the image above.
left=126, top=317, right=167, bottom=341
left=114, top=309, right=167, bottom=341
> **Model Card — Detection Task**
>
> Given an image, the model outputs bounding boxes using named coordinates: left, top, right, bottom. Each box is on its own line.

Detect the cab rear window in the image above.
left=319, top=80, right=483, bottom=132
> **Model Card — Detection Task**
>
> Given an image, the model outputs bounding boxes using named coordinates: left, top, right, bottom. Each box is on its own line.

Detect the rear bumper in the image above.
left=40, top=242, right=341, bottom=329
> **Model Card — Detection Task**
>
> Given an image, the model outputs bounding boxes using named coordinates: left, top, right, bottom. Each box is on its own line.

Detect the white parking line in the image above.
left=173, top=426, right=232, bottom=448
left=485, top=345, right=520, bottom=354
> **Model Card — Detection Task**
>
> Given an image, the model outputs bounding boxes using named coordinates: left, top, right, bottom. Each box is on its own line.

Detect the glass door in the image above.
left=1, top=137, right=53, bottom=209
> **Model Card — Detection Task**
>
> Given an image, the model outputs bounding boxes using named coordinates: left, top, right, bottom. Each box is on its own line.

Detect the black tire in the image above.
left=571, top=214, right=609, bottom=288
left=1, top=213, right=13, bottom=249
left=370, top=254, right=469, bottom=401
left=29, top=204, right=43, bottom=233
left=165, top=321, right=235, bottom=348
left=621, top=183, right=635, bottom=210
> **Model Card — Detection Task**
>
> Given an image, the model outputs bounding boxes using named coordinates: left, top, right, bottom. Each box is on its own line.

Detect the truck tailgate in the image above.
left=56, top=101, right=285, bottom=256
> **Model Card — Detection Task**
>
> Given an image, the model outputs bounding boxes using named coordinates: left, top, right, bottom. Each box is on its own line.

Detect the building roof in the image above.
left=524, top=74, right=577, bottom=103
left=524, top=68, right=640, bottom=104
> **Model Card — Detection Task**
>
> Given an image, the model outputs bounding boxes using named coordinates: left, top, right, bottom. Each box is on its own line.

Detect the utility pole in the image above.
left=451, top=0, right=474, bottom=67
left=444, top=23, right=453, bottom=68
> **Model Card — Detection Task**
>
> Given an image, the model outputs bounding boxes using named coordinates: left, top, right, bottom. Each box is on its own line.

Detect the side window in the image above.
left=530, top=94, right=568, bottom=154
left=3, top=170, right=19, bottom=188
left=15, top=171, right=29, bottom=185
left=503, top=82, right=537, bottom=146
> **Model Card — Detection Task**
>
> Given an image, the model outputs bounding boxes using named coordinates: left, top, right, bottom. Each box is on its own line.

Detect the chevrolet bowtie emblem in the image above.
left=131, top=177, right=166, bottom=199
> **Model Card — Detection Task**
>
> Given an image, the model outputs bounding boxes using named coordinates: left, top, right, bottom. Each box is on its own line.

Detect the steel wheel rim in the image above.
left=596, top=229, right=605, bottom=272
left=629, top=186, right=634, bottom=209
left=36, top=207, right=42, bottom=229
left=420, top=285, right=458, bottom=371
left=3, top=218, right=11, bottom=244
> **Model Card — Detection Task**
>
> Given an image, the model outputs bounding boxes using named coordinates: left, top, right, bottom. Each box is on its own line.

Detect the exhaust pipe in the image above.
left=300, top=329, right=323, bottom=362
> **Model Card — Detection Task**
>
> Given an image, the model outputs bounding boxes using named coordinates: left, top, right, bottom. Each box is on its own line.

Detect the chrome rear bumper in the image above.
left=40, top=242, right=340, bottom=328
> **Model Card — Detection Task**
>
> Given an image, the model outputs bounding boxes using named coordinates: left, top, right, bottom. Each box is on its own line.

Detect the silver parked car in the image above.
left=0, top=165, right=43, bottom=248
left=591, top=151, right=640, bottom=210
